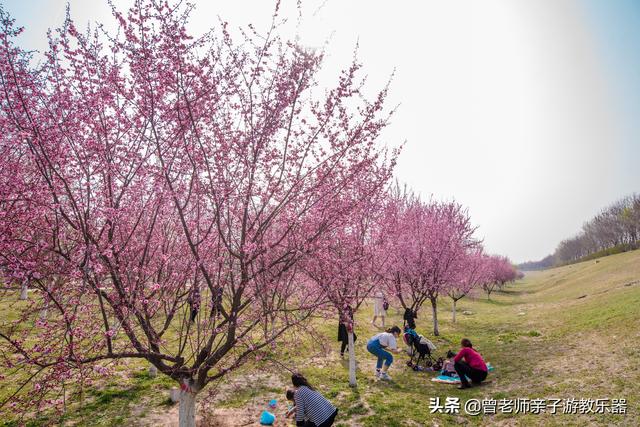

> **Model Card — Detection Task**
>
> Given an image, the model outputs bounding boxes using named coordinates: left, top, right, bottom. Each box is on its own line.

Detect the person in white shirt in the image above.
left=366, top=326, right=402, bottom=380
left=371, top=290, right=387, bottom=328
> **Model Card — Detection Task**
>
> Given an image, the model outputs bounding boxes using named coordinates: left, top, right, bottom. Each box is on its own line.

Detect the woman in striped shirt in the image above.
left=291, top=373, right=338, bottom=427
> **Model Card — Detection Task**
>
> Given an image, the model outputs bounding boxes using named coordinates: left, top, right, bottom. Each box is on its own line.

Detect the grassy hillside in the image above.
left=2, top=250, right=639, bottom=426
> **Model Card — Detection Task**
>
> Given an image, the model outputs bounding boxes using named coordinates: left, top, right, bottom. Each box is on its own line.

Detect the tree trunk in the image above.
left=20, top=281, right=28, bottom=300
left=79, top=375, right=85, bottom=408
left=348, top=330, right=356, bottom=387
left=179, top=388, right=197, bottom=427
left=111, top=319, right=121, bottom=338
left=452, top=299, right=457, bottom=323
left=40, top=299, right=49, bottom=321
left=430, top=297, right=439, bottom=336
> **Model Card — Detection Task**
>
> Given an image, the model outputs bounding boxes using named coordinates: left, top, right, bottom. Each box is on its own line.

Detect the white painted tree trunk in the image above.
left=431, top=298, right=439, bottom=336
left=348, top=331, right=356, bottom=387
left=452, top=299, right=457, bottom=323
left=179, top=389, right=197, bottom=427
left=20, top=281, right=28, bottom=300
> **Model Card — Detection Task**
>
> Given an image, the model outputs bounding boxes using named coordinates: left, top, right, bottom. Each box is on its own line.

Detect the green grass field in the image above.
left=2, top=249, right=639, bottom=426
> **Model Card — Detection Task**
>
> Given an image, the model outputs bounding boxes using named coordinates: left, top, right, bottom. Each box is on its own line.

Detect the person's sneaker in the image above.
left=375, top=370, right=381, bottom=378
left=379, top=372, right=392, bottom=381
left=457, top=383, right=471, bottom=389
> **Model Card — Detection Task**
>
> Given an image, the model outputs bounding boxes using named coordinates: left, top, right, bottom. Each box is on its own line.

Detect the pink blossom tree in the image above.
left=447, top=249, right=490, bottom=322
left=381, top=190, right=479, bottom=336
left=300, top=189, right=389, bottom=387
left=0, top=2, right=397, bottom=425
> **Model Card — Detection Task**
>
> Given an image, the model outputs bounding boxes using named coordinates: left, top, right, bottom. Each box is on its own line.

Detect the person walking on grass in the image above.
left=366, top=326, right=402, bottom=380
left=453, top=338, right=488, bottom=389
left=371, top=289, right=388, bottom=328
left=291, top=373, right=338, bottom=427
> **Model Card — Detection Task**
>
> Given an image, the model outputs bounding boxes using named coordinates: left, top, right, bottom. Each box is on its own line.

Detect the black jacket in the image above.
left=337, top=323, right=357, bottom=342
left=403, top=308, right=417, bottom=329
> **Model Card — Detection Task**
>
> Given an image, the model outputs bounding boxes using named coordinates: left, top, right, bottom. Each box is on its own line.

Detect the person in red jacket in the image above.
left=453, top=338, right=488, bottom=389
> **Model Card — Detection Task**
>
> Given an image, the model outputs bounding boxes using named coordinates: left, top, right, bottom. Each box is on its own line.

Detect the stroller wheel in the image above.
left=406, top=361, right=413, bottom=367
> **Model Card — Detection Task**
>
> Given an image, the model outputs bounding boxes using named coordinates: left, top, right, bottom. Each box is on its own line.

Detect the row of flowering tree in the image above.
left=449, top=252, right=519, bottom=316
left=0, top=1, right=517, bottom=425
left=380, top=188, right=477, bottom=336
left=379, top=188, right=519, bottom=335
left=481, top=255, right=519, bottom=300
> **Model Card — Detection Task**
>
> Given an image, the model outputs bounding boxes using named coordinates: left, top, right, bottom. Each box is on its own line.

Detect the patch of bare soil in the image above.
left=139, top=405, right=179, bottom=427
left=140, top=404, right=273, bottom=427
left=140, top=372, right=288, bottom=426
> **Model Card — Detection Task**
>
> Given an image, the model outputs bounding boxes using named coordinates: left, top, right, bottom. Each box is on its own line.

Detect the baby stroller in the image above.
left=403, top=327, right=437, bottom=371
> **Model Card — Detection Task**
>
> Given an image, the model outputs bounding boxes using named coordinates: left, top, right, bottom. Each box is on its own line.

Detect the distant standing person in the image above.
left=366, top=326, right=402, bottom=380
left=337, top=305, right=357, bottom=358
left=453, top=338, right=488, bottom=389
left=291, top=373, right=338, bottom=427
left=403, top=307, right=417, bottom=330
left=372, top=290, right=388, bottom=328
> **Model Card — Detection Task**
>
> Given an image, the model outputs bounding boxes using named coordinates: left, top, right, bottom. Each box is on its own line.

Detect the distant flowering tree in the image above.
left=381, top=190, right=479, bottom=336
left=483, top=255, right=517, bottom=299
left=447, top=249, right=490, bottom=322
left=0, top=2, right=397, bottom=425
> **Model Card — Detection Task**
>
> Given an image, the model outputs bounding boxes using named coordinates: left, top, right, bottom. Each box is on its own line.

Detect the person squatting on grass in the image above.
left=366, top=326, right=402, bottom=380
left=453, top=338, right=488, bottom=389
left=291, top=373, right=338, bottom=427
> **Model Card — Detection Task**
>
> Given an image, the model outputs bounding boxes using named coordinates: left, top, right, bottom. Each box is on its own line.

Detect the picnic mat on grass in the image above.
left=431, top=363, right=494, bottom=384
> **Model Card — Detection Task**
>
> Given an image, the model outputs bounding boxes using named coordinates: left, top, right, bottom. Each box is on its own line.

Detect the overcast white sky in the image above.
left=4, top=0, right=640, bottom=263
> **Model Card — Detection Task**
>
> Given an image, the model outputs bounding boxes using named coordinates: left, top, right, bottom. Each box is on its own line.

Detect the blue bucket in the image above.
left=260, top=410, right=276, bottom=425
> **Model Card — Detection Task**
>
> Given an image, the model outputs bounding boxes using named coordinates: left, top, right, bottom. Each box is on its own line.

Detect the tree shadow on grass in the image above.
left=479, top=298, right=522, bottom=307
left=497, top=288, right=531, bottom=296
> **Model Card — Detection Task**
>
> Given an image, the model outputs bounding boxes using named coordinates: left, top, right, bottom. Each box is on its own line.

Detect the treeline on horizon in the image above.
left=518, top=193, right=640, bottom=271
